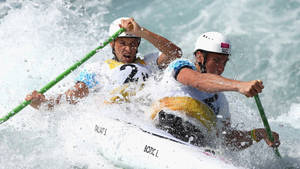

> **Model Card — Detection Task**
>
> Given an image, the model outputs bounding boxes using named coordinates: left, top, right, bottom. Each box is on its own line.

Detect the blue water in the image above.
left=1, top=0, right=300, bottom=168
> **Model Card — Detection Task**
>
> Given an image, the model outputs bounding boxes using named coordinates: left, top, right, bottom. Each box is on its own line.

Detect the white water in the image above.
left=1, top=0, right=300, bottom=168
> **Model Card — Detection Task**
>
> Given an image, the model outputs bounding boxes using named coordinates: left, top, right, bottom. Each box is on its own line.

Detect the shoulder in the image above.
left=75, top=62, right=102, bottom=89
left=142, top=52, right=160, bottom=65
left=160, top=58, right=195, bottom=80
left=143, top=52, right=160, bottom=59
left=167, top=58, right=196, bottom=73
left=103, top=59, right=123, bottom=70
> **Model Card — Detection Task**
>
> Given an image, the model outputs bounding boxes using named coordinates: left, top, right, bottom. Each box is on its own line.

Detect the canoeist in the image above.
left=149, top=32, right=280, bottom=150
left=25, top=17, right=181, bottom=108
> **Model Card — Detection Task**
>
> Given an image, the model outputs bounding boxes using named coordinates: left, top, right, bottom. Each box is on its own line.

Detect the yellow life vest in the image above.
left=151, top=96, right=217, bottom=130
left=104, top=58, right=146, bottom=69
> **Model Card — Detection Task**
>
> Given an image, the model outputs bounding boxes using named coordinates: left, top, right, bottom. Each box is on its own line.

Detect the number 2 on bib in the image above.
left=120, top=64, right=149, bottom=84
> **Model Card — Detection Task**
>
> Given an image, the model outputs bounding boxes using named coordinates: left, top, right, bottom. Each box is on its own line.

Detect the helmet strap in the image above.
left=112, top=42, right=120, bottom=61
left=198, top=61, right=206, bottom=73
left=196, top=50, right=207, bottom=73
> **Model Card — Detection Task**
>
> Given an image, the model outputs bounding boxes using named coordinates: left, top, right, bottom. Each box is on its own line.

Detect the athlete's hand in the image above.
left=25, top=90, right=46, bottom=109
left=119, top=17, right=143, bottom=37
left=252, top=128, right=280, bottom=148
left=238, top=80, right=264, bottom=97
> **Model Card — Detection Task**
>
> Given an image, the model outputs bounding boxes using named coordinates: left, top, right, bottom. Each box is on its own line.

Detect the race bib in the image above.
left=107, top=61, right=151, bottom=85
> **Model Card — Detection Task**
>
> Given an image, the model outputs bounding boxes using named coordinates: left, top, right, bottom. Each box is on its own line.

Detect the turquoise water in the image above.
left=0, top=0, right=300, bottom=168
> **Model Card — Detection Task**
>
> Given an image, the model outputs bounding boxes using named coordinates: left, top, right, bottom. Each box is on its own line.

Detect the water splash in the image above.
left=1, top=0, right=300, bottom=168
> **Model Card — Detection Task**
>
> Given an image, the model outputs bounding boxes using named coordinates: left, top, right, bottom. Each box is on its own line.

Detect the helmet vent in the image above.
left=203, top=34, right=213, bottom=40
left=195, top=32, right=230, bottom=55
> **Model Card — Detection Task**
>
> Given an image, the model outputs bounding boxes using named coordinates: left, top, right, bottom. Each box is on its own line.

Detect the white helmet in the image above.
left=109, top=17, right=139, bottom=38
left=194, top=32, right=230, bottom=55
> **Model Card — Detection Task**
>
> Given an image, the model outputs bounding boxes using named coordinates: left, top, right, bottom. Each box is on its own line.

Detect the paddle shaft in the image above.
left=0, top=28, right=125, bottom=124
left=254, top=95, right=281, bottom=158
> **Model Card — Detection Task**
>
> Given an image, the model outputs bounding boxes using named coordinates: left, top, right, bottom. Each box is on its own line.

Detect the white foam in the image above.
left=274, top=103, right=300, bottom=129
left=1, top=0, right=300, bottom=168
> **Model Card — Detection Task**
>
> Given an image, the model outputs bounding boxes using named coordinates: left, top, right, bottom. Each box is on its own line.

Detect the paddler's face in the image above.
left=195, top=51, right=229, bottom=75
left=111, top=37, right=140, bottom=63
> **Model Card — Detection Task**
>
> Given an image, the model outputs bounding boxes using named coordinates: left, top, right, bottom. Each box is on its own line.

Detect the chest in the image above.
left=107, top=63, right=151, bottom=85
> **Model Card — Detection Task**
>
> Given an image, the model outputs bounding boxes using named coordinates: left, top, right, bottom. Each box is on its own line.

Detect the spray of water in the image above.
left=1, top=0, right=300, bottom=169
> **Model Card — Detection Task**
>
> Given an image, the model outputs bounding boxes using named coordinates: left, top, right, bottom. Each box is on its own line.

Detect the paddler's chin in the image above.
left=120, top=55, right=136, bottom=63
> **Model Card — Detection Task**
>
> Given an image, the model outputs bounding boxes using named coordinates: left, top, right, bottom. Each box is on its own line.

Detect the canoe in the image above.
left=86, top=115, right=243, bottom=169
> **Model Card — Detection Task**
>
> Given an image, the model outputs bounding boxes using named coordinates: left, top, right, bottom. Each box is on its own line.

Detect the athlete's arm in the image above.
left=139, top=28, right=182, bottom=69
left=120, top=18, right=182, bottom=69
left=176, top=68, right=264, bottom=97
left=25, top=82, right=89, bottom=110
left=222, top=128, right=280, bottom=150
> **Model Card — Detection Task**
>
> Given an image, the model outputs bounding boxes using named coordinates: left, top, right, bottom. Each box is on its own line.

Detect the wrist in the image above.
left=250, top=129, right=260, bottom=142
left=138, top=27, right=148, bottom=39
left=235, top=81, right=244, bottom=93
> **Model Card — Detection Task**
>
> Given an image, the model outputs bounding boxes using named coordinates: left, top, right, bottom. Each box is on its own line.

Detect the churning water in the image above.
left=1, top=0, right=300, bottom=168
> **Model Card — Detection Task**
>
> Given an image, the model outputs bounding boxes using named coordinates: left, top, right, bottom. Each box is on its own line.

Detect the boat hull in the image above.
left=88, top=116, right=242, bottom=169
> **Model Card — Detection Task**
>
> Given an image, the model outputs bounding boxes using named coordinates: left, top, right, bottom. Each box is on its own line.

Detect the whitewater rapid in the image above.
left=1, top=0, right=300, bottom=169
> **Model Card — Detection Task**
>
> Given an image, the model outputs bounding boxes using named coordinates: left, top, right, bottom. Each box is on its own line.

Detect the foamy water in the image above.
left=1, top=0, right=300, bottom=169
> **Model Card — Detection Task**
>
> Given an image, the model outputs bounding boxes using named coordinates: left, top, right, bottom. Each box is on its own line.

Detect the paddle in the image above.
left=0, top=28, right=126, bottom=125
left=254, top=94, right=281, bottom=158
